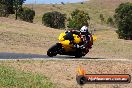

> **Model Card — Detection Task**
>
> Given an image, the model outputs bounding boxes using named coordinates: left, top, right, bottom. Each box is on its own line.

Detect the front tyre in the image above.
left=47, top=44, right=59, bottom=57
left=47, top=43, right=61, bottom=57
left=47, top=50, right=57, bottom=57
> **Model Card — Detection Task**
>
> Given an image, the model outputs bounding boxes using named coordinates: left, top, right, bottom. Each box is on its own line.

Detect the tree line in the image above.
left=0, top=0, right=35, bottom=22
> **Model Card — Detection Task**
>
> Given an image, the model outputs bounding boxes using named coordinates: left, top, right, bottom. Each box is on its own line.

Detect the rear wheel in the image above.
left=75, top=49, right=82, bottom=58
left=75, top=54, right=82, bottom=58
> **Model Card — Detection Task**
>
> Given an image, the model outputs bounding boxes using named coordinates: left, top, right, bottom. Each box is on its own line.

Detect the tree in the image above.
left=67, top=9, right=90, bottom=29
left=0, top=3, right=8, bottom=17
left=0, top=0, right=14, bottom=17
left=114, top=2, right=132, bottom=40
left=0, top=0, right=26, bottom=18
left=42, top=11, right=66, bottom=29
left=13, top=0, right=26, bottom=20
left=6, top=0, right=14, bottom=14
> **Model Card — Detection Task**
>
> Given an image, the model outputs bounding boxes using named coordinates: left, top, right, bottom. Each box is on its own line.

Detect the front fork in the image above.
left=56, top=43, right=64, bottom=54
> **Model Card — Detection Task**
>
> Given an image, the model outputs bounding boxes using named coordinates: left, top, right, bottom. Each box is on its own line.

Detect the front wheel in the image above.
left=47, top=44, right=60, bottom=57
left=47, top=50, right=57, bottom=57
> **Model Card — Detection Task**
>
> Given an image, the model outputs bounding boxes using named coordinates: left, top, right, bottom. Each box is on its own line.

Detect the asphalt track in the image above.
left=0, top=52, right=131, bottom=62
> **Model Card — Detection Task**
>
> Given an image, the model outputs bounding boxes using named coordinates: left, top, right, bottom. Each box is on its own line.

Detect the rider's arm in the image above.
left=69, top=30, right=79, bottom=35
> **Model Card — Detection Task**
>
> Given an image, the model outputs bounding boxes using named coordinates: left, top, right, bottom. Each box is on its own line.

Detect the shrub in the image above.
left=114, top=2, right=132, bottom=40
left=81, top=2, right=84, bottom=4
left=107, top=17, right=115, bottom=27
left=42, top=11, right=66, bottom=29
left=52, top=4, right=55, bottom=7
left=18, top=7, right=35, bottom=23
left=67, top=9, right=90, bottom=30
left=99, top=14, right=105, bottom=24
left=61, top=2, right=65, bottom=5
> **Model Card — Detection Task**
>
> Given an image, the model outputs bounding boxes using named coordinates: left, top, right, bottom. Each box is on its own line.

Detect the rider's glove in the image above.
left=74, top=44, right=80, bottom=48
left=80, top=45, right=85, bottom=49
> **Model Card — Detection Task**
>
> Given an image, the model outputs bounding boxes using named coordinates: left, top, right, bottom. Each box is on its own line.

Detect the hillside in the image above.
left=0, top=17, right=63, bottom=54
left=0, top=17, right=132, bottom=59
left=24, top=0, right=132, bottom=24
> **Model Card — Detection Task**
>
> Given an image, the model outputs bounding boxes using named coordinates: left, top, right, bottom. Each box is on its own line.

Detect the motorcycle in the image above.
left=47, top=31, right=96, bottom=58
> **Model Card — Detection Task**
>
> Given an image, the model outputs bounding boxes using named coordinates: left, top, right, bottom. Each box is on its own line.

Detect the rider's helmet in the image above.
left=80, top=26, right=88, bottom=35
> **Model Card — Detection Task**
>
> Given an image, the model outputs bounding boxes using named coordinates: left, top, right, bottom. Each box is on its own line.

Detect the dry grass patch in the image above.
left=0, top=17, right=63, bottom=54
left=0, top=17, right=132, bottom=59
left=88, top=28, right=132, bottom=59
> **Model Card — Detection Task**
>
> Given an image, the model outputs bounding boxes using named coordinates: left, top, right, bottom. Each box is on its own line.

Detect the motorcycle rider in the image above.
left=78, top=25, right=93, bottom=49
left=64, top=29, right=80, bottom=44
left=65, top=26, right=93, bottom=49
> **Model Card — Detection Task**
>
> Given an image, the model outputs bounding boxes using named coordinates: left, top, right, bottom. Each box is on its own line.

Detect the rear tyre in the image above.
left=75, top=49, right=82, bottom=58
left=75, top=54, right=82, bottom=58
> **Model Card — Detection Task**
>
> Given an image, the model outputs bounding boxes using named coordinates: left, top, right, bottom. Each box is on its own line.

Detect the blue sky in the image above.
left=25, top=0, right=86, bottom=4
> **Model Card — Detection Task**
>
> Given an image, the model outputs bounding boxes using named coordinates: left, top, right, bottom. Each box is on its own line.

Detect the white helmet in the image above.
left=80, top=26, right=88, bottom=33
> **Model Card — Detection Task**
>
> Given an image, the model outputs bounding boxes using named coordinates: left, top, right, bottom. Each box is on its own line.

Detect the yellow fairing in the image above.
left=73, top=34, right=81, bottom=44
left=60, top=40, right=74, bottom=52
left=58, top=32, right=82, bottom=45
left=60, top=40, right=70, bottom=46
left=92, top=35, right=97, bottom=41
left=58, top=32, right=81, bottom=52
left=58, top=32, right=66, bottom=41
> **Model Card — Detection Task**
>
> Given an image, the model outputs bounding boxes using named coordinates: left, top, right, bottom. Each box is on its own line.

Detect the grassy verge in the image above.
left=0, top=65, right=56, bottom=88
left=1, top=60, right=131, bottom=88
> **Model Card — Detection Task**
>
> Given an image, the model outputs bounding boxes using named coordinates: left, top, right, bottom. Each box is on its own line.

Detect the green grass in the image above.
left=0, top=65, right=56, bottom=88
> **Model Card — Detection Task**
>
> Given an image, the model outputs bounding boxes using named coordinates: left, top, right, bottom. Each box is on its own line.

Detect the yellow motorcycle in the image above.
left=47, top=31, right=96, bottom=58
